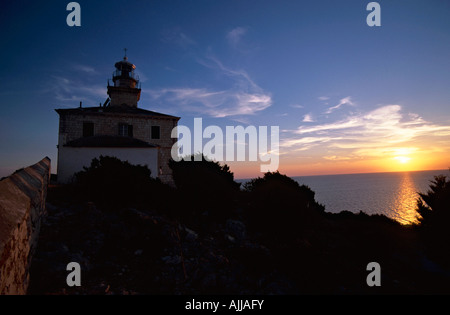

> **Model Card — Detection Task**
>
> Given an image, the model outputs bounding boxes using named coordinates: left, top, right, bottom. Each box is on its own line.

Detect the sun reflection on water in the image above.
left=391, top=172, right=420, bottom=225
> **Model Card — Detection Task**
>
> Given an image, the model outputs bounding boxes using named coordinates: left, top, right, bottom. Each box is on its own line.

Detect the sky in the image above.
left=0, top=0, right=449, bottom=179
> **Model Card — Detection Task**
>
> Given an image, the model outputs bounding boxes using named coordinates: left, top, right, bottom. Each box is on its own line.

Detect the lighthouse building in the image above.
left=55, top=55, right=179, bottom=184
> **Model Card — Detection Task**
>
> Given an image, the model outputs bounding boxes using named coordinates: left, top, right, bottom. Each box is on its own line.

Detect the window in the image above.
left=119, top=123, right=133, bottom=137
left=151, top=126, right=160, bottom=140
left=118, top=124, right=127, bottom=136
left=83, top=122, right=94, bottom=137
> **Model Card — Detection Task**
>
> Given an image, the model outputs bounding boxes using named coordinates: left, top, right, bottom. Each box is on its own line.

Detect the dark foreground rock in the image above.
left=28, top=188, right=450, bottom=295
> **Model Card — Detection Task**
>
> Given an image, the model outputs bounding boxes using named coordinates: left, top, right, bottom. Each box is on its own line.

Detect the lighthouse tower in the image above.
left=107, top=51, right=141, bottom=107
left=55, top=52, right=180, bottom=184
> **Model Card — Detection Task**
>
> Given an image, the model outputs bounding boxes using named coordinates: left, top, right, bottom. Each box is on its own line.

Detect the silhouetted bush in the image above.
left=168, top=154, right=241, bottom=223
left=73, top=155, right=166, bottom=209
left=243, top=171, right=325, bottom=241
left=416, top=170, right=450, bottom=267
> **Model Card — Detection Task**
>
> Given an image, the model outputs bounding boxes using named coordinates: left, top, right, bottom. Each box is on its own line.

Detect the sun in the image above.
left=394, top=156, right=411, bottom=164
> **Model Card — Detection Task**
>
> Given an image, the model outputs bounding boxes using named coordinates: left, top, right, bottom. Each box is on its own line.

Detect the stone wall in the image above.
left=108, top=86, right=141, bottom=107
left=58, top=112, right=177, bottom=148
left=0, top=157, right=50, bottom=295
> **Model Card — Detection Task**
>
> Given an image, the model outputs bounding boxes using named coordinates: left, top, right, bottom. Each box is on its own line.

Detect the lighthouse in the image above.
left=107, top=51, right=142, bottom=107
left=55, top=53, right=180, bottom=184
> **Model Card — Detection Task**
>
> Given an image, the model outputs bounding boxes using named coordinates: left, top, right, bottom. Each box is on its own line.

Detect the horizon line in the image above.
left=235, top=168, right=450, bottom=181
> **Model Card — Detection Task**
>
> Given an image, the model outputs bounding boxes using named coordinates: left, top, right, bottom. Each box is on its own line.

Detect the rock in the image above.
left=162, top=255, right=181, bottom=265
left=225, top=219, right=246, bottom=240
left=200, top=273, right=217, bottom=289
left=225, top=234, right=235, bottom=242
left=184, top=228, right=198, bottom=241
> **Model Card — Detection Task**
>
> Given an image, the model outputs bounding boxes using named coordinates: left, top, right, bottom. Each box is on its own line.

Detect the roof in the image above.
left=64, top=135, right=159, bottom=148
left=55, top=105, right=180, bottom=120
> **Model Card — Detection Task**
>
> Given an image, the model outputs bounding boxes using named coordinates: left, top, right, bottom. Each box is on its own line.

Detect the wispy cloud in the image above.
left=318, top=96, right=330, bottom=101
left=302, top=113, right=315, bottom=122
left=48, top=75, right=106, bottom=107
left=282, top=104, right=450, bottom=160
left=325, top=96, right=355, bottom=114
left=161, top=28, right=196, bottom=49
left=295, top=117, right=361, bottom=134
left=197, top=55, right=259, bottom=89
left=323, top=155, right=353, bottom=161
left=281, top=136, right=341, bottom=148
left=147, top=87, right=271, bottom=118
left=226, top=27, right=247, bottom=47
left=147, top=57, right=272, bottom=117
left=72, top=64, right=97, bottom=74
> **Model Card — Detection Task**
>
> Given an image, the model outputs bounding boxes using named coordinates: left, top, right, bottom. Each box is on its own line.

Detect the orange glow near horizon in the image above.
left=228, top=152, right=449, bottom=180
left=394, top=156, right=411, bottom=164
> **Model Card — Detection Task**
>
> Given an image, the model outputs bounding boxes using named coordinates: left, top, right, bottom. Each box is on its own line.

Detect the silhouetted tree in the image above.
left=74, top=155, right=165, bottom=209
left=168, top=154, right=241, bottom=223
left=416, top=170, right=450, bottom=267
left=243, top=171, right=325, bottom=242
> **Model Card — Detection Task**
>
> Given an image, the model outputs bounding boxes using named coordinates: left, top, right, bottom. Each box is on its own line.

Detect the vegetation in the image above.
left=168, top=154, right=241, bottom=224
left=416, top=171, right=450, bottom=267
left=243, top=171, right=325, bottom=241
left=32, top=157, right=450, bottom=294
left=72, top=155, right=172, bottom=209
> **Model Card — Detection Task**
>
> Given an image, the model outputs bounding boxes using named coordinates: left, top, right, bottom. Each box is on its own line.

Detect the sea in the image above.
left=240, top=169, right=449, bottom=225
